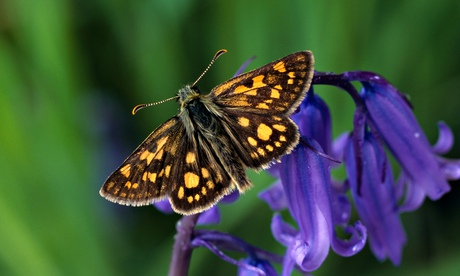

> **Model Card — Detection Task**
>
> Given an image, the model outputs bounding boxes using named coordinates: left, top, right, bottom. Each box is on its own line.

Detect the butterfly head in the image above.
left=178, top=85, right=201, bottom=108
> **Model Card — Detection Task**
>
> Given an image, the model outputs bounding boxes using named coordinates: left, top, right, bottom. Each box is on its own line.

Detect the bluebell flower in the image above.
left=344, top=71, right=456, bottom=210
left=344, top=130, right=406, bottom=265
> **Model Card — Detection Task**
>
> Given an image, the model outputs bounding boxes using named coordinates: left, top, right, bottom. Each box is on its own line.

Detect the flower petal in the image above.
left=433, top=121, right=454, bottom=154
left=154, top=200, right=174, bottom=214
left=197, top=206, right=220, bottom=225
left=292, top=90, right=332, bottom=155
left=270, top=214, right=297, bottom=246
left=259, top=181, right=287, bottom=211
left=278, top=141, right=332, bottom=271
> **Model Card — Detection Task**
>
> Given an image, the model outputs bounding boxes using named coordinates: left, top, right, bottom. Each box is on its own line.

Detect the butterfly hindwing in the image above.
left=220, top=109, right=300, bottom=168
left=168, top=126, right=237, bottom=214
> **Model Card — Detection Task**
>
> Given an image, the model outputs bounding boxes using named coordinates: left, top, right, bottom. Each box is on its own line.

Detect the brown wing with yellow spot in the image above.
left=209, top=51, right=314, bottom=116
left=100, top=117, right=183, bottom=206
left=168, top=124, right=242, bottom=215
left=220, top=109, right=300, bottom=168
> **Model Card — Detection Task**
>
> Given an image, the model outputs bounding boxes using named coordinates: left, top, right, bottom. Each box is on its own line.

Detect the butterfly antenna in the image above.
left=132, top=95, right=179, bottom=115
left=192, top=49, right=227, bottom=87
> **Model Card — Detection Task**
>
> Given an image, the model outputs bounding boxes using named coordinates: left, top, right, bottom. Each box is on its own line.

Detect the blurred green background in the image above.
left=1, top=0, right=459, bottom=275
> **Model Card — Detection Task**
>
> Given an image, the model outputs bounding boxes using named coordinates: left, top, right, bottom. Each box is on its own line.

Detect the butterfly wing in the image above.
left=100, top=114, right=243, bottom=214
left=219, top=109, right=301, bottom=169
left=168, top=126, right=238, bottom=214
left=100, top=117, right=184, bottom=206
left=210, top=51, right=314, bottom=115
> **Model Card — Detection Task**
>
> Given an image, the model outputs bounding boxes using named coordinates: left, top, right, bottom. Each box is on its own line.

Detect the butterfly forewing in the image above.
left=210, top=51, right=313, bottom=115
left=100, top=117, right=183, bottom=206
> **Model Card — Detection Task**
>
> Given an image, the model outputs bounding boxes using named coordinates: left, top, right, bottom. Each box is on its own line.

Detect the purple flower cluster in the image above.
left=164, top=70, right=460, bottom=275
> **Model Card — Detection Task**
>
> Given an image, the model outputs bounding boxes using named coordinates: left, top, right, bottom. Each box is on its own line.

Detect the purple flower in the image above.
left=355, top=72, right=451, bottom=205
left=265, top=140, right=367, bottom=274
left=344, top=130, right=406, bottom=265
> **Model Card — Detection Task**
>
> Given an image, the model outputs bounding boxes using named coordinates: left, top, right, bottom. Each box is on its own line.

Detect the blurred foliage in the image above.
left=0, top=0, right=459, bottom=275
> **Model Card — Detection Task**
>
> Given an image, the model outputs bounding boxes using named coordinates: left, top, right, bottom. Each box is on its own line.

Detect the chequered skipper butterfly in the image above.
left=100, top=50, right=314, bottom=215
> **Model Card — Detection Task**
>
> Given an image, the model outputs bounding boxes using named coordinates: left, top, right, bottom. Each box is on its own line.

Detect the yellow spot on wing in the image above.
left=234, top=85, right=248, bottom=94
left=187, top=196, right=193, bottom=203
left=257, top=148, right=266, bottom=156
left=270, top=89, right=280, bottom=99
left=287, top=79, right=294, bottom=85
left=274, top=85, right=283, bottom=90
left=273, top=124, right=287, bottom=132
left=238, top=117, right=250, bottom=127
left=178, top=187, right=184, bottom=199
left=184, top=172, right=200, bottom=188
left=251, top=75, right=266, bottom=88
left=165, top=165, right=171, bottom=178
left=206, top=180, right=214, bottom=189
left=273, top=61, right=286, bottom=72
left=124, top=181, right=132, bottom=189
left=106, top=182, right=115, bottom=190
left=201, top=168, right=210, bottom=178
left=156, top=136, right=168, bottom=151
left=149, top=172, right=157, bottom=183
left=132, top=183, right=139, bottom=189
left=201, top=187, right=207, bottom=195
left=256, top=103, right=269, bottom=109
left=275, top=141, right=282, bottom=147
left=246, top=89, right=257, bottom=96
left=194, top=194, right=200, bottom=201
left=120, top=164, right=131, bottom=178
left=186, top=152, right=196, bottom=164
left=266, top=145, right=274, bottom=152
left=151, top=136, right=169, bottom=161
left=257, top=123, right=273, bottom=141
left=247, top=137, right=258, bottom=146
left=140, top=150, right=154, bottom=165
left=288, top=71, right=296, bottom=78
left=154, top=149, right=164, bottom=160
left=279, top=135, right=287, bottom=142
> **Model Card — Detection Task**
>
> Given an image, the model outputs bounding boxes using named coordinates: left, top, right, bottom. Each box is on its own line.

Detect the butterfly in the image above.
left=100, top=50, right=314, bottom=215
